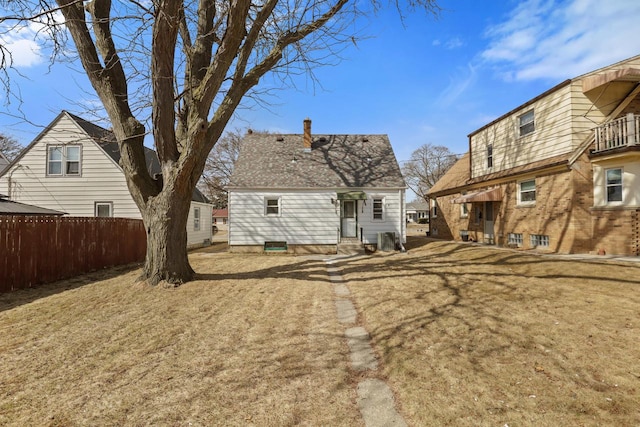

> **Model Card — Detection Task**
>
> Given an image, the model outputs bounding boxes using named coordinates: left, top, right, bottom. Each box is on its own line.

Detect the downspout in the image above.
left=398, top=189, right=406, bottom=252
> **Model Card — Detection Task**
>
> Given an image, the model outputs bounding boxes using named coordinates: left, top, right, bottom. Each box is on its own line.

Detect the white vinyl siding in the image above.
left=187, top=202, right=213, bottom=246
left=469, top=84, right=572, bottom=179
left=0, top=112, right=213, bottom=247
left=0, top=114, right=142, bottom=218
left=229, top=189, right=403, bottom=246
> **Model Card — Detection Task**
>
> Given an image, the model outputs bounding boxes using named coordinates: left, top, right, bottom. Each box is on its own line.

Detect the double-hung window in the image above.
left=265, top=197, right=281, bottom=216
left=518, top=179, right=536, bottom=205
left=47, top=145, right=81, bottom=176
left=487, top=144, right=493, bottom=168
left=519, top=110, right=535, bottom=137
left=373, top=198, right=384, bottom=220
left=606, top=168, right=623, bottom=203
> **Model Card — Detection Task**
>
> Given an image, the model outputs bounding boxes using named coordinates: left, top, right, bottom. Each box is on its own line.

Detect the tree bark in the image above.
left=139, top=186, right=194, bottom=286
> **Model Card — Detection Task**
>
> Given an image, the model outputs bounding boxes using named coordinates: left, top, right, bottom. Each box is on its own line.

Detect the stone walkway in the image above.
left=326, top=258, right=408, bottom=427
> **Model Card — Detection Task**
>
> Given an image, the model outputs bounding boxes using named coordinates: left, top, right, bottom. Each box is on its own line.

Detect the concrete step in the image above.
left=338, top=241, right=365, bottom=255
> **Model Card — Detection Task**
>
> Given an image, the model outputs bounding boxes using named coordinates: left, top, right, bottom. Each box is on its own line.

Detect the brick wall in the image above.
left=431, top=149, right=639, bottom=256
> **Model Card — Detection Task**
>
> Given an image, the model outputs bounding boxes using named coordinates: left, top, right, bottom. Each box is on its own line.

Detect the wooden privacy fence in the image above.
left=0, top=216, right=146, bottom=292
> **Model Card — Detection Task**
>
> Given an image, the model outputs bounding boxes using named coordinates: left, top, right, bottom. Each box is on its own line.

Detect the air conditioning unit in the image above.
left=377, top=232, right=395, bottom=252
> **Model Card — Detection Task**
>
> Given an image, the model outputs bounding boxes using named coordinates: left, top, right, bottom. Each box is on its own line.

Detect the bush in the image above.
left=417, top=218, right=429, bottom=224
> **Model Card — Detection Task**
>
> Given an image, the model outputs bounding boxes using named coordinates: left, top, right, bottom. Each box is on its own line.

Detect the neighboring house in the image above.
left=227, top=119, right=406, bottom=253
left=406, top=201, right=430, bottom=223
left=428, top=54, right=640, bottom=256
left=0, top=111, right=213, bottom=248
left=212, top=208, right=228, bottom=231
left=0, top=194, right=66, bottom=215
left=0, top=152, right=9, bottom=175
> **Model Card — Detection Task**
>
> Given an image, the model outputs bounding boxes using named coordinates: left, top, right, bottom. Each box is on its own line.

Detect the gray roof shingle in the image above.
left=229, top=133, right=405, bottom=189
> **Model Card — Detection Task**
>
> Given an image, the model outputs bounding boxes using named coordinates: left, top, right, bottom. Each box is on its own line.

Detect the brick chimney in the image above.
left=303, top=118, right=312, bottom=150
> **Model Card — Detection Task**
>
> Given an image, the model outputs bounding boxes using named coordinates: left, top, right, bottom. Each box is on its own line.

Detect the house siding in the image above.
left=228, top=189, right=404, bottom=250
left=470, top=85, right=573, bottom=179
left=0, top=114, right=141, bottom=218
left=229, top=190, right=340, bottom=246
left=0, top=112, right=213, bottom=248
left=187, top=201, right=214, bottom=247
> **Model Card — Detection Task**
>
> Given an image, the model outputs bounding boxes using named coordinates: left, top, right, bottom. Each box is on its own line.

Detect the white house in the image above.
left=0, top=152, right=9, bottom=174
left=227, top=119, right=406, bottom=254
left=0, top=111, right=213, bottom=248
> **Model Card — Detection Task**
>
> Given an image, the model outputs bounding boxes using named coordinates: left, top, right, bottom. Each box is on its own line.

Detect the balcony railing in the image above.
left=593, top=113, right=640, bottom=152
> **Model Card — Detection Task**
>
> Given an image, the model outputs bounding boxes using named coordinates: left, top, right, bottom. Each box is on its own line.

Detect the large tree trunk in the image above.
left=139, top=188, right=194, bottom=286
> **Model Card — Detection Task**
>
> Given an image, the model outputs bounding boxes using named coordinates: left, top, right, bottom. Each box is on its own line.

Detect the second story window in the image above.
left=519, top=110, right=535, bottom=137
left=487, top=144, right=493, bottom=168
left=47, top=145, right=81, bottom=176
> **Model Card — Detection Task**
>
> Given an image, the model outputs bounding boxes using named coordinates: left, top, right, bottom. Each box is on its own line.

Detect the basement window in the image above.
left=530, top=234, right=549, bottom=248
left=508, top=233, right=523, bottom=247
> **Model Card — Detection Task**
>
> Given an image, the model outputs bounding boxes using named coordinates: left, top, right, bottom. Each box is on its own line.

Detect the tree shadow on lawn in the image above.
left=0, top=262, right=142, bottom=313
left=330, top=244, right=640, bottom=421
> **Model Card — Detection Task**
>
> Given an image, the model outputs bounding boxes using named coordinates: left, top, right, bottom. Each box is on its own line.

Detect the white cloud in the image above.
left=445, top=37, right=464, bottom=50
left=480, top=0, right=640, bottom=81
left=1, top=11, right=64, bottom=69
left=436, top=63, right=477, bottom=107
left=2, top=37, right=43, bottom=67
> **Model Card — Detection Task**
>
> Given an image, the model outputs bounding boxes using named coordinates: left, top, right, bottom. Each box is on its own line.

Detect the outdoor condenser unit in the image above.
left=377, top=232, right=395, bottom=252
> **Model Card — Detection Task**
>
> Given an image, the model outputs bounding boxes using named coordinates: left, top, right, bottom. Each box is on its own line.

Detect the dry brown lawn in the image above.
left=341, top=238, right=640, bottom=426
left=1, top=238, right=639, bottom=426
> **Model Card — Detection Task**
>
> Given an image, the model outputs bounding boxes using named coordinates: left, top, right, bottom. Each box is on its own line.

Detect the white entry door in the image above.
left=341, top=200, right=357, bottom=237
left=484, top=201, right=495, bottom=244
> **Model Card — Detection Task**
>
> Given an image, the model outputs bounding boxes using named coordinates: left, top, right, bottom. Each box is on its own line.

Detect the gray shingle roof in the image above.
left=229, top=133, right=405, bottom=189
left=65, top=112, right=209, bottom=203
left=0, top=195, right=66, bottom=215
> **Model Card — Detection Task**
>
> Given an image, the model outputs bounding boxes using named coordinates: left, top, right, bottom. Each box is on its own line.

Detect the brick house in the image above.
left=428, top=55, right=640, bottom=256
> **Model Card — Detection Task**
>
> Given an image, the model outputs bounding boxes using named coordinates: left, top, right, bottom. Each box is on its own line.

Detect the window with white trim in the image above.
left=519, top=110, right=535, bottom=136
left=47, top=145, right=81, bottom=176
left=373, top=198, right=384, bottom=220
left=508, top=233, right=523, bottom=247
left=194, top=207, right=201, bottom=230
left=606, top=168, right=623, bottom=203
left=431, top=199, right=437, bottom=218
left=518, top=179, right=536, bottom=205
left=530, top=234, right=549, bottom=248
left=265, top=197, right=281, bottom=216
left=95, top=202, right=113, bottom=217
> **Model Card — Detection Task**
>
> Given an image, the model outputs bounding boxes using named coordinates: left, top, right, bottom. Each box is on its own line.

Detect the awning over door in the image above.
left=450, top=187, right=503, bottom=204
left=337, top=191, right=367, bottom=200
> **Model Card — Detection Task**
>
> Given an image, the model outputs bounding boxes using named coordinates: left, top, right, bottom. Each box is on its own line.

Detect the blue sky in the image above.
left=2, top=0, right=640, bottom=165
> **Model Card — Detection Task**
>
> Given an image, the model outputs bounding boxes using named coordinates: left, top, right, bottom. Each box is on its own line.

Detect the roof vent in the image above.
left=362, top=137, right=369, bottom=142
left=276, top=136, right=284, bottom=142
